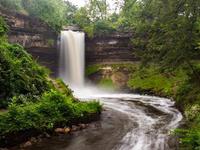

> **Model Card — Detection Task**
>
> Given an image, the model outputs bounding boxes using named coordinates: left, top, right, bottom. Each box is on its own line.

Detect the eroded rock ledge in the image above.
left=85, top=32, right=137, bottom=65
left=0, top=8, right=58, bottom=77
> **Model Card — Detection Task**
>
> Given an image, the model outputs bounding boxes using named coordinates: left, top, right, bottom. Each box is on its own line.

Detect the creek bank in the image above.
left=8, top=122, right=97, bottom=150
left=0, top=109, right=101, bottom=149
left=12, top=108, right=136, bottom=150
left=127, top=64, right=200, bottom=149
left=16, top=94, right=183, bottom=150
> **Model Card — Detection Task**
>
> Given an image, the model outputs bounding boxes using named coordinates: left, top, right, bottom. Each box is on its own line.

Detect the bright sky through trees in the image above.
left=67, top=0, right=123, bottom=13
left=67, top=0, right=86, bottom=7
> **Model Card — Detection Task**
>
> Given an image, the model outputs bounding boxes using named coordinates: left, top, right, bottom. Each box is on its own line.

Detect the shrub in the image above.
left=94, top=20, right=116, bottom=35
left=85, top=64, right=101, bottom=76
left=0, top=0, right=22, bottom=11
left=128, top=65, right=187, bottom=96
left=0, top=42, right=50, bottom=108
left=0, top=90, right=102, bottom=137
left=0, top=17, right=8, bottom=36
left=98, top=78, right=115, bottom=90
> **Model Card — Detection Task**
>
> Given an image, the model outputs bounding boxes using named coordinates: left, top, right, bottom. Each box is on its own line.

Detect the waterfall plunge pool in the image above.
left=23, top=30, right=183, bottom=150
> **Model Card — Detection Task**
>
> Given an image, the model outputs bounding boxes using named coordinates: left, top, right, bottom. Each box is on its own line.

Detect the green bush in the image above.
left=128, top=65, right=187, bottom=96
left=175, top=126, right=200, bottom=150
left=85, top=64, right=101, bottom=76
left=0, top=42, right=50, bottom=108
left=0, top=17, right=102, bottom=147
left=0, top=90, right=102, bottom=137
left=94, top=20, right=116, bottom=35
left=0, top=0, right=22, bottom=11
left=0, top=17, right=8, bottom=36
left=98, top=78, right=115, bottom=90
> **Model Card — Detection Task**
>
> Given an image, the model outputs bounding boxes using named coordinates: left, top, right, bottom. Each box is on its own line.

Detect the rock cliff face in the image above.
left=85, top=32, right=137, bottom=65
left=1, top=8, right=137, bottom=78
left=0, top=8, right=58, bottom=76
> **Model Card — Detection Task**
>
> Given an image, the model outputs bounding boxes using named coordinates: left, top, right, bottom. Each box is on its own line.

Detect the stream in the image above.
left=26, top=93, right=183, bottom=150
left=25, top=30, right=183, bottom=150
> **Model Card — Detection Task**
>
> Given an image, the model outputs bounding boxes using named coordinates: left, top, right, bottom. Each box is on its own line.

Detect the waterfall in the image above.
left=59, top=30, right=85, bottom=88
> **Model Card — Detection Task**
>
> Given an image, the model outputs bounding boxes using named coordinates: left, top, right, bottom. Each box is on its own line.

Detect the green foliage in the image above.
left=175, top=128, right=200, bottom=150
left=87, top=0, right=108, bottom=21
left=85, top=64, right=101, bottom=76
left=0, top=42, right=50, bottom=107
left=73, top=0, right=121, bottom=37
left=86, top=63, right=137, bottom=76
left=128, top=65, right=187, bottom=96
left=98, top=78, right=115, bottom=90
left=94, top=20, right=116, bottom=35
left=0, top=17, right=8, bottom=36
left=51, top=79, right=73, bottom=96
left=0, top=0, right=22, bottom=11
left=176, top=65, right=200, bottom=109
left=22, top=0, right=67, bottom=31
left=109, top=63, right=138, bottom=72
left=119, top=0, right=200, bottom=149
left=122, top=0, right=200, bottom=70
left=0, top=17, right=102, bottom=146
left=0, top=90, right=102, bottom=138
left=1, top=0, right=121, bottom=35
left=1, top=0, right=78, bottom=31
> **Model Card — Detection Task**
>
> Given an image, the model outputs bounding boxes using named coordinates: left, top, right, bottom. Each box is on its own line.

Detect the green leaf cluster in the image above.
left=0, top=90, right=101, bottom=146
left=0, top=42, right=50, bottom=107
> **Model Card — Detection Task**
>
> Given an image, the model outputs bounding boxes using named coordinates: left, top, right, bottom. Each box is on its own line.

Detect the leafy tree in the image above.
left=0, top=16, right=8, bottom=36
left=122, top=0, right=200, bottom=73
left=64, top=1, right=78, bottom=25
left=87, top=0, right=108, bottom=21
left=21, top=0, right=67, bottom=31
left=0, top=0, right=22, bottom=11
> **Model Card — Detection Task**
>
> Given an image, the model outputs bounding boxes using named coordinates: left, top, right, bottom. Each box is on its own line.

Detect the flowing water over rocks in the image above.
left=27, top=93, right=183, bottom=150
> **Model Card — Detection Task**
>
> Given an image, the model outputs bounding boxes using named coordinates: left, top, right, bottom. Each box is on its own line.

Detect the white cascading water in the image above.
left=58, top=30, right=183, bottom=150
left=59, top=30, right=85, bottom=88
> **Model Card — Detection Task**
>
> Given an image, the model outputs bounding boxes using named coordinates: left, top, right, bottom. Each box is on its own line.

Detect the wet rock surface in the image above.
left=14, top=109, right=133, bottom=150
left=85, top=33, right=138, bottom=65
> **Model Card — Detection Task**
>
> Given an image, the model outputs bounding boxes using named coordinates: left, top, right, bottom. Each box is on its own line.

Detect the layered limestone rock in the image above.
left=1, top=7, right=137, bottom=78
left=0, top=8, right=58, bottom=76
left=85, top=32, right=137, bottom=65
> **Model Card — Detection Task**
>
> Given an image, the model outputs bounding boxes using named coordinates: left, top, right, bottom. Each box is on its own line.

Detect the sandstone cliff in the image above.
left=0, top=8, right=58, bottom=76
left=85, top=32, right=137, bottom=65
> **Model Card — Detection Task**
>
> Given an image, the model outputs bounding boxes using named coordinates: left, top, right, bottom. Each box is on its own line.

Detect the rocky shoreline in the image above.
left=0, top=111, right=101, bottom=149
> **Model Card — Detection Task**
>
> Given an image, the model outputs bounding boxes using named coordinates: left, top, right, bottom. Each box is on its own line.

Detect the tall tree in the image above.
left=87, top=0, right=109, bottom=21
left=122, top=0, right=200, bottom=71
left=22, top=0, right=67, bottom=31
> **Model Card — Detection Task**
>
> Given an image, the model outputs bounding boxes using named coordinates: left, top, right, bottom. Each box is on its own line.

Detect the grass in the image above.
left=128, top=65, right=188, bottom=96
left=85, top=64, right=101, bottom=76
left=98, top=78, right=116, bottom=90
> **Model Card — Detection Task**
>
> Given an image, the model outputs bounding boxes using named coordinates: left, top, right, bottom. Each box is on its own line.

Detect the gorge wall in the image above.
left=85, top=32, right=137, bottom=65
left=0, top=8, right=58, bottom=76
left=1, top=8, right=137, bottom=78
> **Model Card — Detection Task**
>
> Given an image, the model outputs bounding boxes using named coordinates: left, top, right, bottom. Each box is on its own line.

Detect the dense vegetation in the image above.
left=0, top=17, right=50, bottom=108
left=121, top=0, right=200, bottom=149
left=0, top=90, right=101, bottom=146
left=1, top=0, right=200, bottom=149
left=0, top=17, right=101, bottom=147
left=0, top=0, right=122, bottom=35
left=0, top=0, right=77, bottom=31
